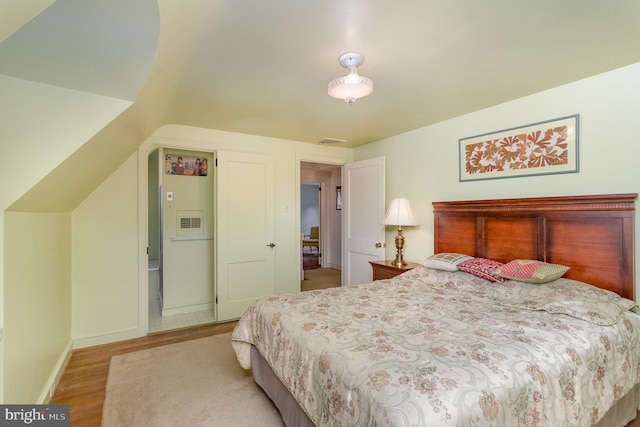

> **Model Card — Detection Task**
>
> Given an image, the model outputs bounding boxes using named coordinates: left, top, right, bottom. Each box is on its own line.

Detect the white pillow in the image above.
left=422, top=253, right=473, bottom=271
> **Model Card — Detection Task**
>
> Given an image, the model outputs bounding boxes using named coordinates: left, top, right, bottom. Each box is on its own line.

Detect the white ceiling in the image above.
left=2, top=0, right=640, bottom=148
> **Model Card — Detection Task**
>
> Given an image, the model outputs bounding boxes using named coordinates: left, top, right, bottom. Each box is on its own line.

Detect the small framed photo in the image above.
left=459, top=114, right=579, bottom=182
left=336, top=186, right=342, bottom=210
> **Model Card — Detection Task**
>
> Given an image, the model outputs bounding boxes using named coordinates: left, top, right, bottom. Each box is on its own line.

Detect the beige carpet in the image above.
left=102, top=333, right=284, bottom=427
left=301, top=267, right=341, bottom=291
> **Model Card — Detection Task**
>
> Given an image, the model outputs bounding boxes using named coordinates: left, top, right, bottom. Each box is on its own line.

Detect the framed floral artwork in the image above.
left=459, top=114, right=579, bottom=182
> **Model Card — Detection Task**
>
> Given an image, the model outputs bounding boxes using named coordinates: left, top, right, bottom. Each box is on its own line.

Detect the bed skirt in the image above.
left=595, top=382, right=640, bottom=427
left=251, top=345, right=315, bottom=427
left=251, top=345, right=639, bottom=427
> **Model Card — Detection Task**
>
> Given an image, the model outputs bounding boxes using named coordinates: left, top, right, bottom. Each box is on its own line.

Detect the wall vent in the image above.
left=180, top=217, right=201, bottom=229
left=176, top=211, right=204, bottom=237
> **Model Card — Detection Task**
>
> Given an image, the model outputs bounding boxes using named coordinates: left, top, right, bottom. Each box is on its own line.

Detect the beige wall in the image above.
left=72, top=153, right=140, bottom=346
left=355, top=62, right=640, bottom=298
left=4, top=212, right=71, bottom=403
left=68, top=126, right=352, bottom=348
left=0, top=75, right=131, bottom=403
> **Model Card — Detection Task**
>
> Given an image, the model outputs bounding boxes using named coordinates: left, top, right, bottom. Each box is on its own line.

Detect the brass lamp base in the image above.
left=390, top=226, right=407, bottom=267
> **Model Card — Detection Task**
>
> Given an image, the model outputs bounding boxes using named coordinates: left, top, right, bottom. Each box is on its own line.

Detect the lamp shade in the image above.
left=328, top=70, right=373, bottom=104
left=383, top=198, right=418, bottom=226
left=328, top=52, right=373, bottom=104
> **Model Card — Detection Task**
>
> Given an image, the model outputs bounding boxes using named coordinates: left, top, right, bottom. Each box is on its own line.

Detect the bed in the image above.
left=232, top=193, right=640, bottom=426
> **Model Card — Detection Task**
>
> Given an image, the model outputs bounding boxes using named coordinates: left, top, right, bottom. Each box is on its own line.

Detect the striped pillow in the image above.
left=493, top=259, right=569, bottom=284
left=422, top=253, right=473, bottom=271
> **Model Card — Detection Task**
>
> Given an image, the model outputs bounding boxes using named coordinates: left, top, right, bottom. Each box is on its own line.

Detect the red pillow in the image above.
left=493, top=259, right=569, bottom=283
left=457, top=257, right=505, bottom=282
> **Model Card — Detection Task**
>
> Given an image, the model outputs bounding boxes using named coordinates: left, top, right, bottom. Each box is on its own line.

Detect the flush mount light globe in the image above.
left=328, top=52, right=373, bottom=104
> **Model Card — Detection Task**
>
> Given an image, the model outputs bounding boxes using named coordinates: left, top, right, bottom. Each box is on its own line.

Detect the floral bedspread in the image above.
left=231, top=267, right=640, bottom=427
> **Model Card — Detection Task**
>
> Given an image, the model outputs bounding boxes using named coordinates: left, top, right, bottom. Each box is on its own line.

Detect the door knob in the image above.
left=375, top=242, right=385, bottom=248
left=266, top=243, right=276, bottom=248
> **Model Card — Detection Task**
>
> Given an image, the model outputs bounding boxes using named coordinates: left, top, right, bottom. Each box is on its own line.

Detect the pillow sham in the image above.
left=457, top=257, right=505, bottom=282
left=493, top=259, right=569, bottom=284
left=421, top=252, right=473, bottom=271
left=500, top=278, right=638, bottom=325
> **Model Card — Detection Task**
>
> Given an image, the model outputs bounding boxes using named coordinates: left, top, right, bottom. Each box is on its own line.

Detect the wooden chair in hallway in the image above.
left=302, top=226, right=319, bottom=254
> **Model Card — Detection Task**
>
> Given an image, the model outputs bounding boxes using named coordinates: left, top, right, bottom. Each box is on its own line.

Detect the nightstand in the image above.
left=369, top=260, right=421, bottom=280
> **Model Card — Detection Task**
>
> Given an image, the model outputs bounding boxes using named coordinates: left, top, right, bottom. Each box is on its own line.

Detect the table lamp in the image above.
left=383, top=198, right=418, bottom=267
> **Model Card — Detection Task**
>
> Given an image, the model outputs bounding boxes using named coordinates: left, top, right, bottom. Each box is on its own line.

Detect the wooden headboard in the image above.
left=433, top=194, right=637, bottom=299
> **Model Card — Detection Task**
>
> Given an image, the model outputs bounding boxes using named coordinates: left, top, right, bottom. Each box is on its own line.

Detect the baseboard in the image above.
left=39, top=339, right=73, bottom=404
left=162, top=302, right=214, bottom=317
left=72, top=326, right=143, bottom=349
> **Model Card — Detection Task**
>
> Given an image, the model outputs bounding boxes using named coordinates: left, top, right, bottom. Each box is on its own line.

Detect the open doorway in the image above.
left=148, top=147, right=216, bottom=333
left=301, top=182, right=320, bottom=268
left=300, top=161, right=342, bottom=290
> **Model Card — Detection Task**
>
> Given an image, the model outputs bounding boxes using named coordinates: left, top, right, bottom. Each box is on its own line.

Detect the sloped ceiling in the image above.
left=4, top=0, right=640, bottom=211
left=1, top=0, right=159, bottom=212
left=0, top=0, right=157, bottom=101
left=0, top=0, right=54, bottom=45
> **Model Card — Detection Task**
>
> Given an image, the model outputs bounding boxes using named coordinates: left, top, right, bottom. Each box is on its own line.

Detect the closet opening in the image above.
left=300, top=161, right=342, bottom=291
left=148, top=147, right=216, bottom=333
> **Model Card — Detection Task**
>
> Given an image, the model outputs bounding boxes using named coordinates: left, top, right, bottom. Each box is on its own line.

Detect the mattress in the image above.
left=232, top=267, right=640, bottom=426
left=250, top=346, right=640, bottom=427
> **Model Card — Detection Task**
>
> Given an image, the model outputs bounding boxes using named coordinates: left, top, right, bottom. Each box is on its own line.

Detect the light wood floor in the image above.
left=629, top=413, right=640, bottom=427
left=50, top=319, right=640, bottom=427
left=50, top=321, right=236, bottom=427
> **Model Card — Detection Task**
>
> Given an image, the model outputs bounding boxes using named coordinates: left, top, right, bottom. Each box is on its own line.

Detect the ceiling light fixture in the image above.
left=328, top=52, right=373, bottom=104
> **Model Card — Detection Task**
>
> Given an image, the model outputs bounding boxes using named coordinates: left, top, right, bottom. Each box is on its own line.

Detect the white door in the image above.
left=216, top=151, right=275, bottom=320
left=342, top=157, right=385, bottom=285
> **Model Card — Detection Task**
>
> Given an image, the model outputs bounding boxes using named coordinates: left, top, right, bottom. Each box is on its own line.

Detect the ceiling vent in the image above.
left=317, top=137, right=346, bottom=145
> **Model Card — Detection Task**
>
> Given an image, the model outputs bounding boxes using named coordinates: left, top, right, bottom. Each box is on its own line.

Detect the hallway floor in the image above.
left=301, top=267, right=341, bottom=291
left=148, top=295, right=215, bottom=333
left=148, top=266, right=215, bottom=333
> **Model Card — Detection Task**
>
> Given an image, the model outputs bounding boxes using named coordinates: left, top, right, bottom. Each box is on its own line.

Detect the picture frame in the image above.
left=336, top=186, right=342, bottom=210
left=164, top=152, right=209, bottom=176
left=459, top=114, right=579, bottom=182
